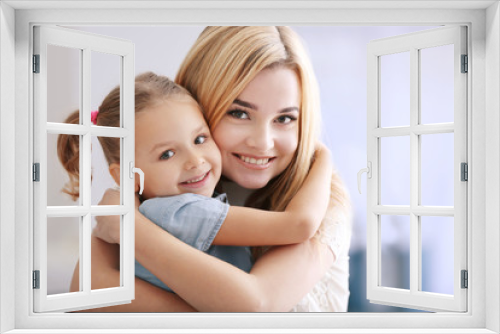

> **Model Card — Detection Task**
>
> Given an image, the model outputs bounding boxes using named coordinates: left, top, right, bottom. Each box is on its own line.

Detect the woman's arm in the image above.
left=70, top=235, right=196, bottom=312
left=214, top=144, right=332, bottom=246
left=129, top=210, right=333, bottom=312
left=70, top=191, right=196, bottom=313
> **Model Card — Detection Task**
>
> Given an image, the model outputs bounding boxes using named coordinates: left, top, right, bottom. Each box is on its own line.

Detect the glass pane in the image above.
left=420, top=45, right=454, bottom=124
left=91, top=215, right=121, bottom=290
left=380, top=51, right=410, bottom=128
left=380, top=136, right=410, bottom=205
left=381, top=215, right=410, bottom=290
left=421, top=216, right=454, bottom=295
left=91, top=51, right=121, bottom=127
left=48, top=133, right=81, bottom=206
left=421, top=133, right=454, bottom=206
left=47, top=44, right=81, bottom=124
left=47, top=216, right=81, bottom=295
left=92, top=136, right=121, bottom=205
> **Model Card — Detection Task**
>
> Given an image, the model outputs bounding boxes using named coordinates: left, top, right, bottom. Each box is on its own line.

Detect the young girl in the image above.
left=59, top=72, right=333, bottom=295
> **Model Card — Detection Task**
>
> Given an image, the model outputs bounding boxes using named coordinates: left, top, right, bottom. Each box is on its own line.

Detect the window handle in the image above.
left=129, top=162, right=145, bottom=195
left=357, top=162, right=372, bottom=194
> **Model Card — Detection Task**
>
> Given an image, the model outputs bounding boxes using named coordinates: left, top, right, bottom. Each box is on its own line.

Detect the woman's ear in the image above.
left=108, top=163, right=121, bottom=185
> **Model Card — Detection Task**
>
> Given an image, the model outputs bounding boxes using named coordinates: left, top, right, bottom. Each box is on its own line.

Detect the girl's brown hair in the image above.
left=176, top=26, right=351, bottom=259
left=57, top=72, right=192, bottom=200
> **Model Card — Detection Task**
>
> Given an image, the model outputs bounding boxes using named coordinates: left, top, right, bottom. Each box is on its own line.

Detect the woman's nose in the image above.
left=246, top=124, right=274, bottom=152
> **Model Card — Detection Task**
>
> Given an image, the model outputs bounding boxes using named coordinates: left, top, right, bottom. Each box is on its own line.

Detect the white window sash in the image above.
left=32, top=25, right=135, bottom=313
left=366, top=25, right=468, bottom=312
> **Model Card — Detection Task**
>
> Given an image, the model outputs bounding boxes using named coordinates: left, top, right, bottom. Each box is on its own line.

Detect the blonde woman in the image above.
left=90, top=26, right=351, bottom=312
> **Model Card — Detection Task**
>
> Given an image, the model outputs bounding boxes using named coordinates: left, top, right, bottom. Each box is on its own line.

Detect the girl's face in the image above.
left=212, top=67, right=301, bottom=189
left=135, top=97, right=221, bottom=199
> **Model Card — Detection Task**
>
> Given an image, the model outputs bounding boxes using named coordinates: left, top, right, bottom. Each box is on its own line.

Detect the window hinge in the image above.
left=461, top=162, right=468, bottom=181
left=33, top=270, right=40, bottom=289
left=33, top=54, right=40, bottom=73
left=33, top=163, right=40, bottom=182
left=461, top=54, right=468, bottom=73
left=461, top=270, right=468, bottom=289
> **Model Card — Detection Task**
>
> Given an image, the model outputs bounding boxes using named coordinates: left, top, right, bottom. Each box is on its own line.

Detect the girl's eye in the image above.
left=160, top=150, right=174, bottom=160
left=194, top=135, right=207, bottom=145
left=276, top=115, right=297, bottom=124
left=228, top=109, right=250, bottom=120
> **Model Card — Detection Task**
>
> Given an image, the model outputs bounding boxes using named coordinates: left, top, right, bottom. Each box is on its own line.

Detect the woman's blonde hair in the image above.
left=176, top=26, right=350, bottom=258
left=58, top=72, right=192, bottom=200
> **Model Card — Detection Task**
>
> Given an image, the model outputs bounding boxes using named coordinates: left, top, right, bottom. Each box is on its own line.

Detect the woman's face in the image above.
left=212, top=67, right=300, bottom=189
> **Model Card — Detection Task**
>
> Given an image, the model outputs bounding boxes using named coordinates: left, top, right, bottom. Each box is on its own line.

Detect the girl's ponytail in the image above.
left=57, top=110, right=81, bottom=201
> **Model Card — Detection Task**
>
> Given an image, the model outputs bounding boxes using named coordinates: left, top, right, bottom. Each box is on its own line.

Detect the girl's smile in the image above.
left=179, top=170, right=212, bottom=188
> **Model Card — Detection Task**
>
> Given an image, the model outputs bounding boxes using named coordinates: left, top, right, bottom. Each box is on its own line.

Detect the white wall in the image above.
left=0, top=2, right=16, bottom=333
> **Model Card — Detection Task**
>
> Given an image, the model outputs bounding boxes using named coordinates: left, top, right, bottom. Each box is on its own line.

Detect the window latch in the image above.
left=357, top=162, right=372, bottom=194
left=129, top=162, right=144, bottom=195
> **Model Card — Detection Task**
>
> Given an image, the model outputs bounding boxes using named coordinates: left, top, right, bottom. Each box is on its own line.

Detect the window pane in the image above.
left=48, top=133, right=81, bottom=206
left=380, top=51, right=410, bottom=127
left=92, top=136, right=122, bottom=205
left=91, top=51, right=121, bottom=127
left=47, top=45, right=81, bottom=124
left=421, top=216, right=454, bottom=295
left=47, top=216, right=81, bottom=295
left=421, top=133, right=454, bottom=206
left=381, top=136, right=410, bottom=205
left=381, top=215, right=410, bottom=290
left=420, top=45, right=454, bottom=124
left=91, top=215, right=121, bottom=290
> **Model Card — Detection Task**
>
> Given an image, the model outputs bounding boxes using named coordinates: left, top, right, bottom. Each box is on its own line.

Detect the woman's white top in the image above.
left=222, top=181, right=352, bottom=312
left=290, top=205, right=351, bottom=312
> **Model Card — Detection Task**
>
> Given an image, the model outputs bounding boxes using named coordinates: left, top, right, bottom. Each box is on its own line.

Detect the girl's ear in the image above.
left=108, top=163, right=121, bottom=185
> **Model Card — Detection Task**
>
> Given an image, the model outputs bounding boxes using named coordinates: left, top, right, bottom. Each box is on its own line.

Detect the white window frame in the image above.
left=32, top=25, right=136, bottom=312
left=365, top=26, right=468, bottom=312
left=0, top=1, right=499, bottom=333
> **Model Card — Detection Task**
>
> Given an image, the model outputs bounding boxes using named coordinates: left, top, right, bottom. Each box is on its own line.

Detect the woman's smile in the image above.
left=233, top=153, right=276, bottom=169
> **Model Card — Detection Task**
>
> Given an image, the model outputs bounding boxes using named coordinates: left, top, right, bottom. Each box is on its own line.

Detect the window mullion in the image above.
left=410, top=47, right=419, bottom=294
left=81, top=48, right=92, bottom=294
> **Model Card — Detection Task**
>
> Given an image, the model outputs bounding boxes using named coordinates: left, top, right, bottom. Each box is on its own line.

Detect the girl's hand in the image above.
left=93, top=189, right=122, bottom=244
left=313, top=142, right=331, bottom=163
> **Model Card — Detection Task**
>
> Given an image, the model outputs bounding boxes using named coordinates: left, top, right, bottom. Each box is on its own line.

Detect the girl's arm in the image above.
left=214, top=144, right=332, bottom=246
left=130, top=209, right=333, bottom=312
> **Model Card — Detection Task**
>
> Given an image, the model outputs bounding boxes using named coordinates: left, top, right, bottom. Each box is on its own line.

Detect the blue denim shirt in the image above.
left=135, top=193, right=253, bottom=293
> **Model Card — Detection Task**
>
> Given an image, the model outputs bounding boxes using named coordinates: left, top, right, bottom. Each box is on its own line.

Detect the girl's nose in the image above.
left=184, top=149, right=205, bottom=170
left=245, top=125, right=274, bottom=152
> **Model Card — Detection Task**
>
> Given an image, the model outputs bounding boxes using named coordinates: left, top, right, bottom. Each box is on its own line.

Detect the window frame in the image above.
left=366, top=26, right=468, bottom=312
left=1, top=1, right=498, bottom=333
left=32, top=25, right=136, bottom=313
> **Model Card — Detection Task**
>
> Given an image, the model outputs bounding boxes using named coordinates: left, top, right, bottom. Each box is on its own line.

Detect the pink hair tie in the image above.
left=91, top=110, right=99, bottom=125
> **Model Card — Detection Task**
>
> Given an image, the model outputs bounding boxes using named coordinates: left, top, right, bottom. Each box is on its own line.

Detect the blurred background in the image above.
left=46, top=25, right=455, bottom=312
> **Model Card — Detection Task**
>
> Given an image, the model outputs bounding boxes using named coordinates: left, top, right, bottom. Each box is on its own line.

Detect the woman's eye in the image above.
left=194, top=135, right=207, bottom=145
left=228, top=109, right=250, bottom=120
left=276, top=115, right=296, bottom=124
left=160, top=150, right=174, bottom=160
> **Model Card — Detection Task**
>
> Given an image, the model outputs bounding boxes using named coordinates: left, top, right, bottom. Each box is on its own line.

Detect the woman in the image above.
left=83, top=26, right=351, bottom=312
